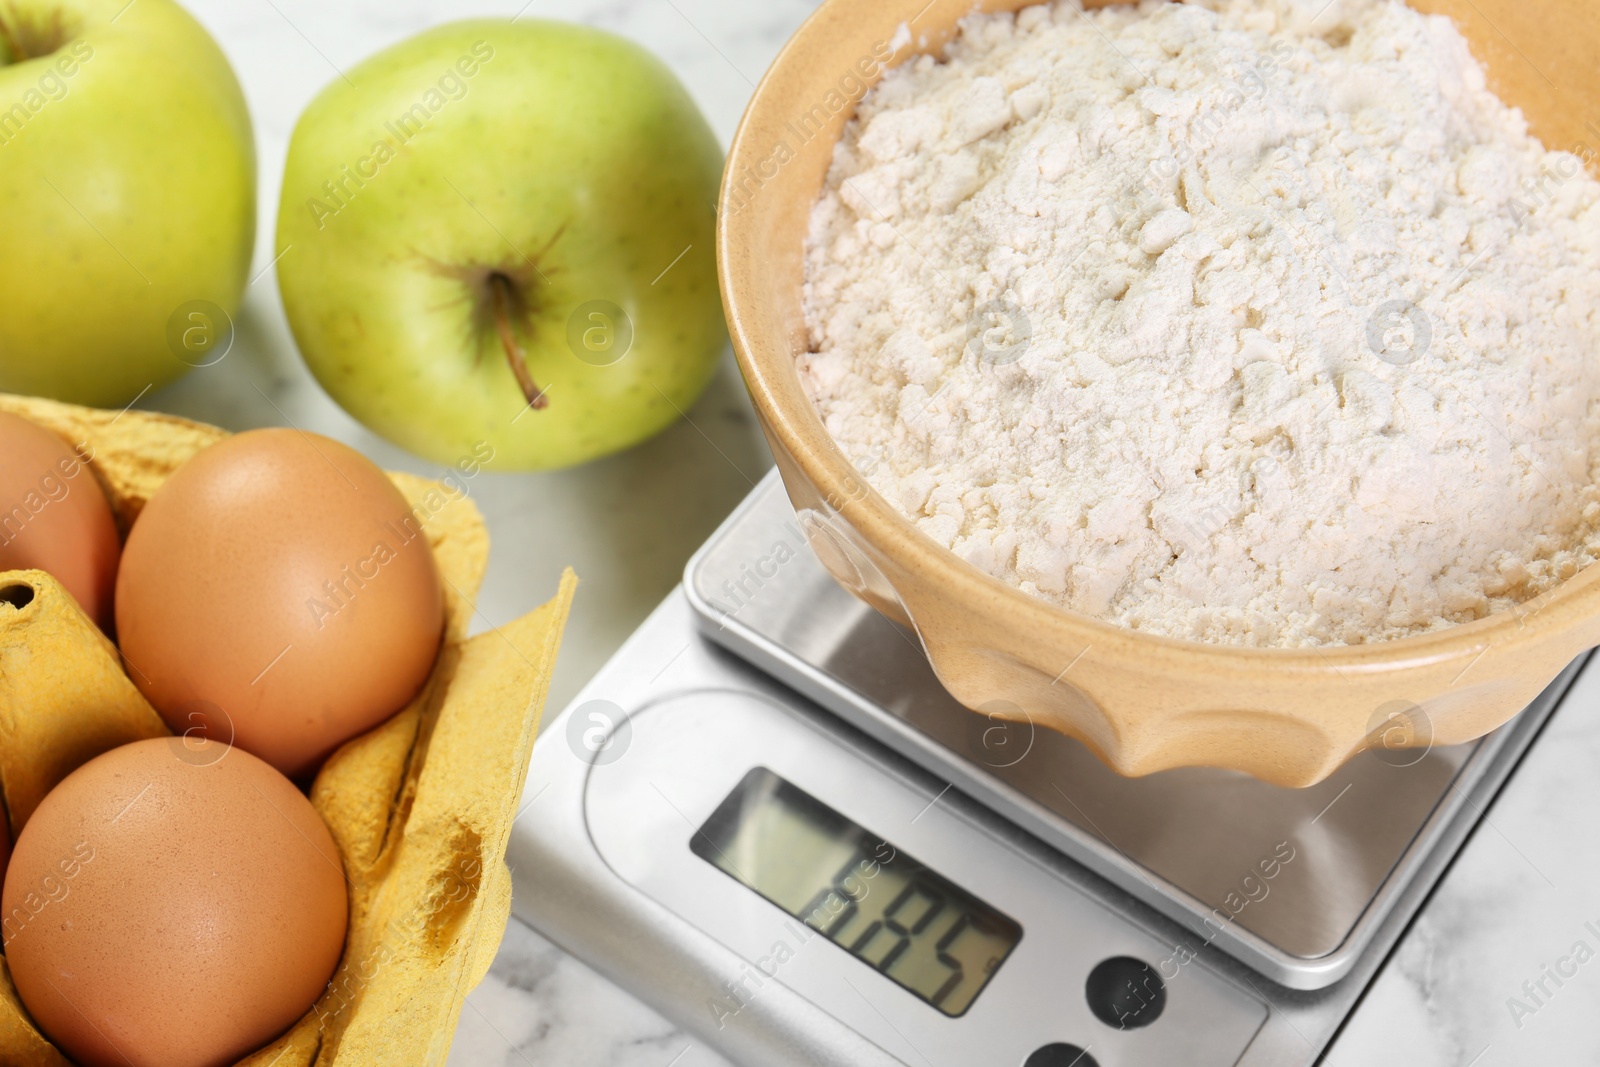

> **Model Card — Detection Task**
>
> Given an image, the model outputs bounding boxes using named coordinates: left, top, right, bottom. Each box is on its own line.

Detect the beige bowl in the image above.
left=717, top=0, right=1600, bottom=787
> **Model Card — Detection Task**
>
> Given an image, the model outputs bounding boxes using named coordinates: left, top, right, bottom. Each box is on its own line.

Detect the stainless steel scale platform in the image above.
left=508, top=471, right=1582, bottom=1067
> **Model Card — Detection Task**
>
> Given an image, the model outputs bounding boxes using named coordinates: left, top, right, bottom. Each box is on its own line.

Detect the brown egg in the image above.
left=116, top=428, right=444, bottom=777
left=1, top=738, right=348, bottom=1067
left=0, top=412, right=121, bottom=629
left=0, top=817, right=9, bottom=891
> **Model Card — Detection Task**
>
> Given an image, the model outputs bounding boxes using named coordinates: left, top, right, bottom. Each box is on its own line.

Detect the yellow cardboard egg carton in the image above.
left=0, top=394, right=574, bottom=1066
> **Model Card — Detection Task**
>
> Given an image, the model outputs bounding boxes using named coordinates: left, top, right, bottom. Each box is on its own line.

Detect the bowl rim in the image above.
left=716, top=0, right=1600, bottom=676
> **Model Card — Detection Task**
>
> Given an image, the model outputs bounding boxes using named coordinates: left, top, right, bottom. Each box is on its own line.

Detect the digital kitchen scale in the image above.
left=507, top=470, right=1583, bottom=1066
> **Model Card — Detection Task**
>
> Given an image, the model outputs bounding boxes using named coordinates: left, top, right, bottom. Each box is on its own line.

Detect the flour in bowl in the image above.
left=799, top=0, right=1600, bottom=647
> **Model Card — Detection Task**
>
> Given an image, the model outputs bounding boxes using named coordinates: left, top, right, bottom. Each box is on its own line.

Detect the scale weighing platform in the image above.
left=507, top=471, right=1584, bottom=1066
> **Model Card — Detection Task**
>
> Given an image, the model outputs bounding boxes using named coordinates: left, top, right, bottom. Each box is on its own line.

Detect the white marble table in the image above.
left=163, top=2, right=1600, bottom=1065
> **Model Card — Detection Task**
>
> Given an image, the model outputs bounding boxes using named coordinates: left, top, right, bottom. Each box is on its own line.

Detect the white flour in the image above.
left=800, top=0, right=1600, bottom=647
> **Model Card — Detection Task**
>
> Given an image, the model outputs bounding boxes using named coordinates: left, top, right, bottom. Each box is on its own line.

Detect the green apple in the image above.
left=0, top=0, right=255, bottom=406
left=276, top=19, right=726, bottom=471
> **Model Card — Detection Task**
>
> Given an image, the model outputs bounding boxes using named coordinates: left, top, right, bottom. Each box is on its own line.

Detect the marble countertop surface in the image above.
left=158, top=1, right=1600, bottom=1065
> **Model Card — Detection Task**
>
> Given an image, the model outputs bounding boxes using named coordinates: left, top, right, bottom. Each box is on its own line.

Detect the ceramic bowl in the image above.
left=716, top=0, right=1600, bottom=787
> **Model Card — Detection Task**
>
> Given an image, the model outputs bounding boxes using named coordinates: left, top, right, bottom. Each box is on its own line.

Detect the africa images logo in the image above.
left=305, top=40, right=495, bottom=230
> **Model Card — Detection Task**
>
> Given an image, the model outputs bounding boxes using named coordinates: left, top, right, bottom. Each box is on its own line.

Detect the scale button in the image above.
left=1023, top=1043, right=1098, bottom=1067
left=1085, top=956, right=1166, bottom=1029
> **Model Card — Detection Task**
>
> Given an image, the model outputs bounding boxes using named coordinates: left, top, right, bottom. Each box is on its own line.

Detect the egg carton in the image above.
left=0, top=393, right=575, bottom=1066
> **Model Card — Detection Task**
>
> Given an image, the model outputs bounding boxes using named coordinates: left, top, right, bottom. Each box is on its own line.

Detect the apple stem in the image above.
left=489, top=273, right=548, bottom=411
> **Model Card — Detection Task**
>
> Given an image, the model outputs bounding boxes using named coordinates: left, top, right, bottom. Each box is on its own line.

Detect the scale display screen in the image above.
left=691, top=767, right=1022, bottom=1017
